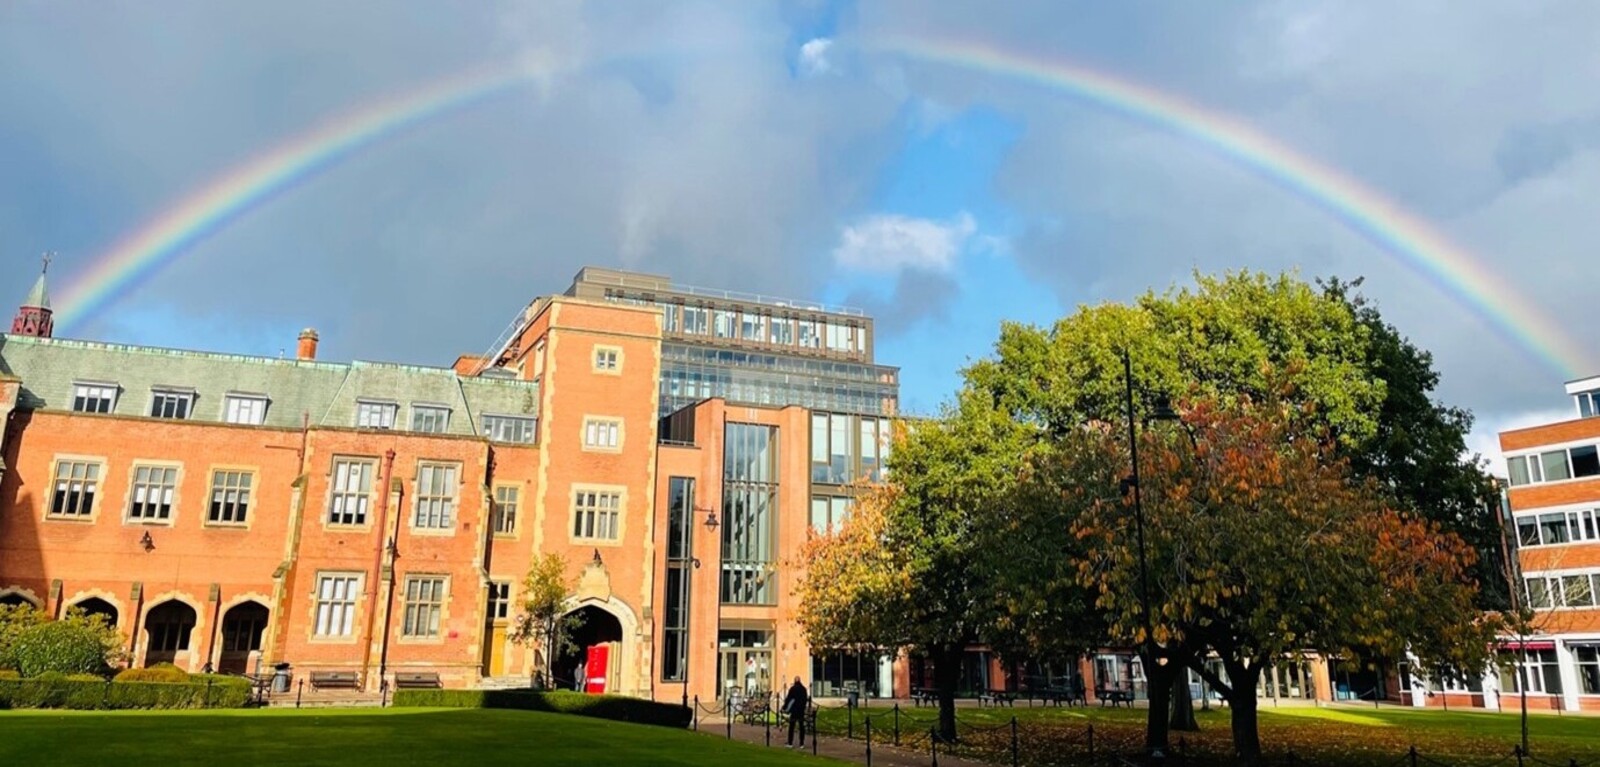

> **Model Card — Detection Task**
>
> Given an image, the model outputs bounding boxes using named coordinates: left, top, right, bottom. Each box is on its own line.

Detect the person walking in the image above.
left=782, top=676, right=810, bottom=748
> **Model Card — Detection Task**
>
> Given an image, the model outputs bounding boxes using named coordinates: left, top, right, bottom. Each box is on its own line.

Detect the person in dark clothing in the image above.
left=782, top=676, right=810, bottom=747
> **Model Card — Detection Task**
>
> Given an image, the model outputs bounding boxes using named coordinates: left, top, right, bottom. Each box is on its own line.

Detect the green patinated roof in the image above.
left=22, top=273, right=48, bottom=310
left=0, top=334, right=538, bottom=436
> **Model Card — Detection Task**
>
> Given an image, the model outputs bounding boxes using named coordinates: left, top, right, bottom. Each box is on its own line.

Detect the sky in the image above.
left=3, top=1, right=1598, bottom=473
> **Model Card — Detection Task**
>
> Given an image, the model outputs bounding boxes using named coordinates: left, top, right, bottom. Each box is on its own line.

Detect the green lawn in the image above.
left=815, top=702, right=1600, bottom=765
left=0, top=708, right=830, bottom=767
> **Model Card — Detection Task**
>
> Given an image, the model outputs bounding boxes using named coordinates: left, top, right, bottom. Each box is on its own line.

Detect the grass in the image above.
left=0, top=707, right=832, bottom=767
left=814, top=702, right=1600, bottom=765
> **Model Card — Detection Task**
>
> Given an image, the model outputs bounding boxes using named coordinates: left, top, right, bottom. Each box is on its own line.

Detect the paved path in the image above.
left=693, top=718, right=992, bottom=767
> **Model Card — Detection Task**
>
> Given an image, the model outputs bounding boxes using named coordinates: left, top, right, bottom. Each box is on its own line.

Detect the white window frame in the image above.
left=149, top=388, right=195, bottom=420
left=487, top=581, right=512, bottom=621
left=313, top=573, right=362, bottom=638
left=328, top=458, right=375, bottom=526
left=1506, top=442, right=1600, bottom=487
left=593, top=346, right=621, bottom=373
left=222, top=393, right=269, bottom=425
left=410, top=404, right=451, bottom=434
left=483, top=414, right=537, bottom=444
left=208, top=469, right=253, bottom=526
left=1513, top=505, right=1600, bottom=548
left=127, top=464, right=180, bottom=523
left=412, top=462, right=459, bottom=531
left=401, top=575, right=448, bottom=639
left=355, top=400, right=398, bottom=430
left=583, top=418, right=622, bottom=450
left=48, top=459, right=102, bottom=518
left=572, top=489, right=622, bottom=542
left=492, top=485, right=519, bottom=536
left=71, top=382, right=118, bottom=414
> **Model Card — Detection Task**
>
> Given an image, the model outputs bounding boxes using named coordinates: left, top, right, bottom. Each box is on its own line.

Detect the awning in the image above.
left=1498, top=640, right=1556, bottom=651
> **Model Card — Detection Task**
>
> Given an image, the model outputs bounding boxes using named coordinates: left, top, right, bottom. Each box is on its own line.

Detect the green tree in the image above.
left=509, top=553, right=582, bottom=690
left=0, top=602, right=48, bottom=670
left=796, top=396, right=1031, bottom=742
left=10, top=607, right=125, bottom=677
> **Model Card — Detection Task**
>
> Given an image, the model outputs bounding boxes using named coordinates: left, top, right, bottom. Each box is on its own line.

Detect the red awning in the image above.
left=1498, top=641, right=1556, bottom=651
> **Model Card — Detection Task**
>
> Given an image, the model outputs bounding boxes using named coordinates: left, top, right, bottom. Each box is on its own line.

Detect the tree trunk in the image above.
left=1222, top=659, right=1263, bottom=766
left=1170, top=659, right=1198, bottom=732
left=935, top=645, right=962, bottom=743
left=1142, top=648, right=1173, bottom=756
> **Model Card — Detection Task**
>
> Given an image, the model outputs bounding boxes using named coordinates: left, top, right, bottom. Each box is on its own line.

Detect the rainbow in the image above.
left=53, top=58, right=551, bottom=329
left=870, top=37, right=1590, bottom=377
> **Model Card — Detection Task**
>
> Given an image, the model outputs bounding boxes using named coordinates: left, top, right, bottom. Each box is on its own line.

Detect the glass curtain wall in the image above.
left=723, top=423, right=778, bottom=605
left=661, top=477, right=694, bottom=682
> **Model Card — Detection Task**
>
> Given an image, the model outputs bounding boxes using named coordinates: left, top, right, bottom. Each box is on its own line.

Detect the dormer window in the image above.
left=1578, top=389, right=1600, bottom=418
left=355, top=400, right=397, bottom=430
left=224, top=393, right=269, bottom=425
left=411, top=404, right=450, bottom=434
left=149, top=388, right=194, bottom=420
left=71, top=382, right=118, bottom=414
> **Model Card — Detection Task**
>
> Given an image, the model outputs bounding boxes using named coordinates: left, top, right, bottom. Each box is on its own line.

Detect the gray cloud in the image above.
left=844, top=267, right=961, bottom=336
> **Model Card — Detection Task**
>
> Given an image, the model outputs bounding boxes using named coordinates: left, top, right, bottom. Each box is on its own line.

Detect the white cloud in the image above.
left=1465, top=407, right=1575, bottom=477
left=798, top=37, right=834, bottom=76
left=833, top=212, right=977, bottom=273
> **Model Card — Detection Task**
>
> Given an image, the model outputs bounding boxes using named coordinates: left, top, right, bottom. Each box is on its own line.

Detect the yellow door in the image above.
left=485, top=625, right=508, bottom=677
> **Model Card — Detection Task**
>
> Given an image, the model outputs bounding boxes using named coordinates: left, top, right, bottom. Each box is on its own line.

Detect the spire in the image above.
left=23, top=253, right=50, bottom=309
left=12, top=252, right=55, bottom=338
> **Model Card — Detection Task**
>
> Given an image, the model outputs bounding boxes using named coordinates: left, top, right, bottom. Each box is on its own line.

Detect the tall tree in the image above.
left=1044, top=396, right=1494, bottom=765
left=796, top=394, right=1030, bottom=742
left=509, top=552, right=581, bottom=690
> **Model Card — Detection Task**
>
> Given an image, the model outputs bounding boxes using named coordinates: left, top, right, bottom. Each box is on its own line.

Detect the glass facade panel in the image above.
left=658, top=344, right=897, bottom=417
left=722, top=424, right=777, bottom=605
left=1542, top=450, right=1572, bottom=482
left=662, top=476, right=694, bottom=682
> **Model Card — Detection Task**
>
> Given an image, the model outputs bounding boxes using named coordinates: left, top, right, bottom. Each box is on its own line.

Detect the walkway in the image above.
left=693, top=718, right=992, bottom=767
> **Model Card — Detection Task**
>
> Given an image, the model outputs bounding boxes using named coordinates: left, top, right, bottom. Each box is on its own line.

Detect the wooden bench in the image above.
left=393, top=672, right=441, bottom=690
left=736, top=694, right=771, bottom=725
left=1097, top=688, right=1134, bottom=708
left=309, top=671, right=361, bottom=691
left=977, top=690, right=1016, bottom=707
left=911, top=687, right=939, bottom=707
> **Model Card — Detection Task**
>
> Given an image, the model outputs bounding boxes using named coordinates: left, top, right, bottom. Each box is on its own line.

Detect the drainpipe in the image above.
left=360, top=449, right=398, bottom=690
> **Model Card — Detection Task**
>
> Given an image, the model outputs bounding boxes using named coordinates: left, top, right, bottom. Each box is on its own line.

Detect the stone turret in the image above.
left=10, top=253, right=53, bottom=339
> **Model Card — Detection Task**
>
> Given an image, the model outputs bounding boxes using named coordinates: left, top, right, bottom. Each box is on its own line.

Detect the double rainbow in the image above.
left=54, top=37, right=1586, bottom=376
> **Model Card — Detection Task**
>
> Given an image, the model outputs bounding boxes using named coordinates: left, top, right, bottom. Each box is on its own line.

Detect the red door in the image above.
left=584, top=645, right=609, bottom=694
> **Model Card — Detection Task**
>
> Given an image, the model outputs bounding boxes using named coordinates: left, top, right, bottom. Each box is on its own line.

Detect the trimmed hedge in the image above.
left=392, top=689, right=691, bottom=729
left=116, top=665, right=190, bottom=684
left=0, top=677, right=252, bottom=710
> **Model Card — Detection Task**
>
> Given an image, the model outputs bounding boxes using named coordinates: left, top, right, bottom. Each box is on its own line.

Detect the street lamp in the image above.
left=703, top=509, right=723, bottom=703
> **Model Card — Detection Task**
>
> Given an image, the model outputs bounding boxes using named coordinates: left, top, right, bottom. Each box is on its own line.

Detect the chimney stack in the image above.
left=296, top=328, right=319, bottom=361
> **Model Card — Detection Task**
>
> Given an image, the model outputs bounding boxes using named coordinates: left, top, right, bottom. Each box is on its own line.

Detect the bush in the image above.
left=12, top=620, right=118, bottom=677
left=116, top=665, right=190, bottom=684
left=0, top=677, right=251, bottom=710
left=392, top=689, right=690, bottom=728
left=0, top=603, right=46, bottom=671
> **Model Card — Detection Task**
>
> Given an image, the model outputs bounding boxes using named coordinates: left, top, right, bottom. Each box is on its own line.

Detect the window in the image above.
left=713, top=309, right=736, bottom=338
left=1508, top=445, right=1600, bottom=486
left=487, top=581, right=511, bottom=621
left=584, top=418, right=621, bottom=449
left=71, top=382, right=117, bottom=414
left=723, top=423, right=778, bottom=605
left=483, top=414, right=536, bottom=444
left=208, top=470, right=252, bottom=524
left=663, top=477, right=694, bottom=682
left=740, top=313, right=765, bottom=342
left=314, top=574, right=361, bottom=637
left=1563, top=575, right=1595, bottom=607
left=572, top=490, right=621, bottom=541
left=402, top=576, right=447, bottom=638
left=1516, top=509, right=1600, bottom=547
left=491, top=485, right=519, bottom=536
left=413, top=463, right=458, bottom=530
left=328, top=458, right=375, bottom=525
left=1525, top=573, right=1600, bottom=609
left=769, top=316, right=793, bottom=346
left=1576, top=645, right=1600, bottom=695
left=594, top=347, right=620, bottom=372
left=411, top=405, right=450, bottom=434
left=49, top=460, right=100, bottom=517
left=355, top=400, right=397, bottom=429
left=1499, top=649, right=1563, bottom=695
left=128, top=465, right=178, bottom=522
left=682, top=305, right=709, bottom=335
left=810, top=495, right=852, bottom=535
left=1578, top=390, right=1600, bottom=418
left=223, top=394, right=267, bottom=425
left=1527, top=577, right=1553, bottom=609
left=149, top=389, right=193, bottom=419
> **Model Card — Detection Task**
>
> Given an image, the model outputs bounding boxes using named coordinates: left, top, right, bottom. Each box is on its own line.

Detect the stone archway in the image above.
left=69, top=597, right=119, bottom=627
left=142, top=600, right=197, bottom=667
left=0, top=589, right=40, bottom=609
left=217, top=601, right=269, bottom=674
left=555, top=604, right=624, bottom=693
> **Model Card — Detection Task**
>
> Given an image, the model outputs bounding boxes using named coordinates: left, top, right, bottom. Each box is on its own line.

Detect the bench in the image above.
left=911, top=687, right=939, bottom=707
left=736, top=694, right=772, bottom=725
left=309, top=671, right=361, bottom=691
left=1097, top=688, right=1134, bottom=708
left=393, top=672, right=441, bottom=690
left=978, top=690, right=1016, bottom=708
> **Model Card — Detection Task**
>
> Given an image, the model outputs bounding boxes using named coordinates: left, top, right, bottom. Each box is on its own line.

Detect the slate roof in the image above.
left=0, top=334, right=539, bottom=437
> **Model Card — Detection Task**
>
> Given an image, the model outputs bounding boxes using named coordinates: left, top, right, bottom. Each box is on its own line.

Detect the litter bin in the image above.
left=846, top=689, right=860, bottom=708
left=271, top=662, right=292, bottom=693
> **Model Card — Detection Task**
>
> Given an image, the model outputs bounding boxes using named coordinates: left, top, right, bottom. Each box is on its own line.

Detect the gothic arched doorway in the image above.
left=70, top=597, right=119, bottom=628
left=554, top=604, right=623, bottom=693
left=143, top=600, right=197, bottom=667
left=218, top=601, right=269, bottom=674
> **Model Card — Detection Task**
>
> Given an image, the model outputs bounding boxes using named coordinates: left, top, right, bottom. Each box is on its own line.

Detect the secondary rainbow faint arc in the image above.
left=872, top=36, right=1587, bottom=377
left=52, top=60, right=543, bottom=329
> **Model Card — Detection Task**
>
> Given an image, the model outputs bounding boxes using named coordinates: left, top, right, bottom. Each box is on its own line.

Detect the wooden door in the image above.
left=483, top=625, right=507, bottom=677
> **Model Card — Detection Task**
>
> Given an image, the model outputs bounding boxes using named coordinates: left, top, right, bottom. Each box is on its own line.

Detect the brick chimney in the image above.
left=296, top=328, right=319, bottom=360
